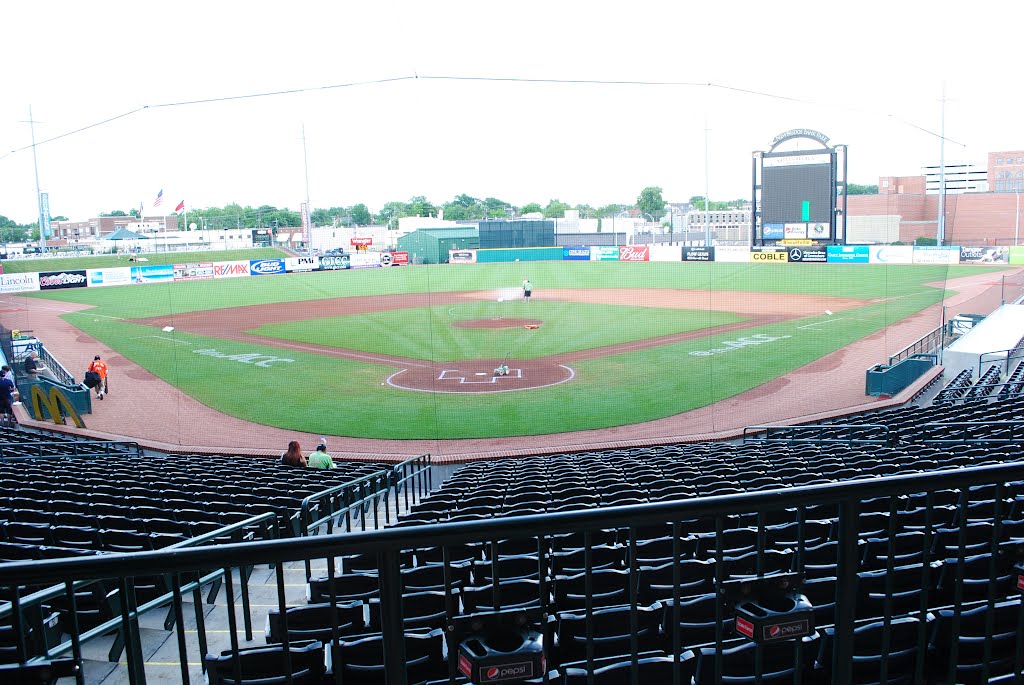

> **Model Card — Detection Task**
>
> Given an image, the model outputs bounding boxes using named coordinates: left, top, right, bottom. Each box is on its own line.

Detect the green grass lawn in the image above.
left=33, top=261, right=1010, bottom=439
left=253, top=300, right=744, bottom=361
left=2, top=247, right=289, bottom=274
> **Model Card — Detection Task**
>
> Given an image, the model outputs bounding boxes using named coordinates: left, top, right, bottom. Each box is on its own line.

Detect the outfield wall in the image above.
left=0, top=244, right=1012, bottom=297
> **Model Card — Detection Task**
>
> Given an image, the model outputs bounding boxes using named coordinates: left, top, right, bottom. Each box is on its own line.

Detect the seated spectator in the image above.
left=308, top=442, right=335, bottom=469
left=281, top=440, right=307, bottom=467
left=23, top=351, right=57, bottom=382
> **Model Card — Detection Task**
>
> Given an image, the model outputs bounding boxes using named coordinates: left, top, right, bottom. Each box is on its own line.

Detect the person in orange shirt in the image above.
left=87, top=355, right=108, bottom=399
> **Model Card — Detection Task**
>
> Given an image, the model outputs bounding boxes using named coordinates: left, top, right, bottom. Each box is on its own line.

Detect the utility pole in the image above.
left=704, top=117, right=711, bottom=247
left=27, top=106, right=47, bottom=252
left=937, top=82, right=947, bottom=246
left=302, top=124, right=313, bottom=256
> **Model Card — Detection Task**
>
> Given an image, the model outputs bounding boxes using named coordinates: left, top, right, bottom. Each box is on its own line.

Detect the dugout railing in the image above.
left=4, top=459, right=1024, bottom=684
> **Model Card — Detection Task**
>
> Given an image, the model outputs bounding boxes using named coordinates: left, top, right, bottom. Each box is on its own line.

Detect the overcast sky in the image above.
left=1, top=1, right=1021, bottom=224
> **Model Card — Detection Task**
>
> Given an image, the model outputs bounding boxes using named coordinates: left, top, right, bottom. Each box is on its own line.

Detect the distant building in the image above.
left=990, top=151, right=1024, bottom=193
left=921, top=160, right=987, bottom=194
left=51, top=215, right=180, bottom=242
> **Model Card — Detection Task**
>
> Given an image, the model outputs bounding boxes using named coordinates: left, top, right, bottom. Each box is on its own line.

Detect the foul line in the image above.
left=133, top=335, right=192, bottom=344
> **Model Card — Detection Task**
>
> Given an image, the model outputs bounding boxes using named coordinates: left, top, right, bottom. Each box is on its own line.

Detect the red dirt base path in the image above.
left=2, top=271, right=1017, bottom=463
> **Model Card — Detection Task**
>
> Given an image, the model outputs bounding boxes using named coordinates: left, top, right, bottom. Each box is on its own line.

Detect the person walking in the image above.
left=522, top=279, right=533, bottom=302
left=87, top=355, right=108, bottom=399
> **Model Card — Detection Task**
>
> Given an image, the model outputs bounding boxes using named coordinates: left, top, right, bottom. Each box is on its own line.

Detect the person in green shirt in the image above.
left=308, top=442, right=335, bottom=469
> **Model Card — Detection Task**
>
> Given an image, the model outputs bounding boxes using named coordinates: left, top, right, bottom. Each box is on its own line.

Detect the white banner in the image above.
left=285, top=256, right=320, bottom=272
left=349, top=252, right=383, bottom=269
left=213, top=261, right=251, bottom=278
left=0, top=272, right=40, bottom=293
left=648, top=245, right=683, bottom=262
left=86, top=267, right=132, bottom=287
left=913, top=246, right=961, bottom=265
left=714, top=245, right=751, bottom=263
left=869, top=245, right=914, bottom=264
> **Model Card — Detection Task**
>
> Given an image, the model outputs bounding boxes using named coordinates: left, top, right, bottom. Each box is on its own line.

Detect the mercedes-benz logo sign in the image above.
left=789, top=248, right=803, bottom=261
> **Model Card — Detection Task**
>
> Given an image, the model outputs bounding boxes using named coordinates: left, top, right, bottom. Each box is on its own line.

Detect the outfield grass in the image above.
left=30, top=261, right=1011, bottom=439
left=254, top=300, right=744, bottom=361
left=1, top=247, right=289, bottom=274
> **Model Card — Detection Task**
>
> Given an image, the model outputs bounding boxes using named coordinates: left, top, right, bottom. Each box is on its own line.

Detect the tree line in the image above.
left=1, top=182, right=879, bottom=240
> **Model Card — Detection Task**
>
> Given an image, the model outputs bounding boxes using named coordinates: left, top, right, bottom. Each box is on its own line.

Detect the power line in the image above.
left=0, top=73, right=965, bottom=163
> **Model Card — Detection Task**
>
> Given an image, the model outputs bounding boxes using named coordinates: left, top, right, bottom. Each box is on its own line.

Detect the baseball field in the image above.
left=16, top=260, right=1006, bottom=440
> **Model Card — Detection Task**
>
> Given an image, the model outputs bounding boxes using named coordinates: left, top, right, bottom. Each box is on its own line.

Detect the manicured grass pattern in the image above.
left=253, top=300, right=743, bottom=361
left=36, top=261, right=1009, bottom=439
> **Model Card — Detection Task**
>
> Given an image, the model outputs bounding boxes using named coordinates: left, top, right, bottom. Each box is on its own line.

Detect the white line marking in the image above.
left=385, top=365, right=576, bottom=394
left=134, top=335, right=192, bottom=344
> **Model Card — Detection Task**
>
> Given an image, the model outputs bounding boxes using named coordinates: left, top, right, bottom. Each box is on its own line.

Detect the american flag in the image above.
left=153, top=189, right=164, bottom=208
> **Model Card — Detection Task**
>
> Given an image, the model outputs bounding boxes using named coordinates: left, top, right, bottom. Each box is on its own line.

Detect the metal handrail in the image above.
left=888, top=325, right=943, bottom=366
left=5, top=459, right=1024, bottom=585
left=4, top=461, right=1024, bottom=685
left=0, top=512, right=279, bottom=671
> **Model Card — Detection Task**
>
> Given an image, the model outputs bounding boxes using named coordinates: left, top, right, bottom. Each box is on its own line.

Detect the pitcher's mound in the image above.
left=453, top=318, right=543, bottom=329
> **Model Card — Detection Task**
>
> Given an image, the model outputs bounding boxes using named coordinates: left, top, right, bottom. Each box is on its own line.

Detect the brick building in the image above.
left=50, top=214, right=180, bottom=242
left=990, top=151, right=1024, bottom=193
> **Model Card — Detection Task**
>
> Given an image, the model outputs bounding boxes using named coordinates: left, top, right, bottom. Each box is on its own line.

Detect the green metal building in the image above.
left=397, top=228, right=480, bottom=264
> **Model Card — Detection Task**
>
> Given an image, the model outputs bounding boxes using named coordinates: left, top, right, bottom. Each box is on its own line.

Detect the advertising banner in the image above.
left=590, top=246, right=620, bottom=261
left=869, top=246, right=914, bottom=264
left=349, top=252, right=383, bottom=269
left=808, top=222, right=830, bottom=239
left=319, top=255, right=350, bottom=270
left=39, top=270, right=88, bottom=290
left=213, top=261, right=251, bottom=278
left=959, top=246, right=1009, bottom=264
left=249, top=258, right=286, bottom=276
left=285, top=257, right=319, bottom=272
left=86, top=267, right=132, bottom=288
left=715, top=245, right=751, bottom=263
left=618, top=245, right=650, bottom=262
left=682, top=246, right=715, bottom=262
left=648, top=245, right=682, bottom=262
left=131, top=264, right=174, bottom=284
left=912, top=246, right=960, bottom=265
left=826, top=245, right=870, bottom=263
left=1009, top=246, right=1024, bottom=265
left=173, top=263, right=215, bottom=281
left=351, top=237, right=373, bottom=247
left=390, top=251, right=409, bottom=265
left=0, top=272, right=39, bottom=294
left=786, top=246, right=828, bottom=263
left=562, top=246, right=591, bottom=261
left=762, top=224, right=784, bottom=240
left=750, top=247, right=789, bottom=263
left=449, top=250, right=477, bottom=264
left=784, top=223, right=807, bottom=239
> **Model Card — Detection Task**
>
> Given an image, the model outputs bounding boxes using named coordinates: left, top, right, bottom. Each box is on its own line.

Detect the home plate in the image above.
left=475, top=372, right=487, bottom=376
